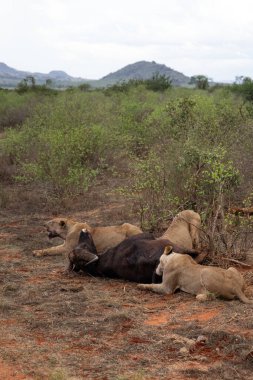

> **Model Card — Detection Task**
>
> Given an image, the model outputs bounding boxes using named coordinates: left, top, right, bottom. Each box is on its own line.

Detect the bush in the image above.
left=103, top=79, right=146, bottom=95
left=78, top=83, right=91, bottom=92
left=0, top=90, right=36, bottom=130
left=2, top=91, right=117, bottom=195
left=120, top=92, right=247, bottom=231
left=231, top=76, right=253, bottom=102
left=145, top=73, right=172, bottom=92
left=119, top=150, right=179, bottom=230
left=2, top=84, right=253, bottom=251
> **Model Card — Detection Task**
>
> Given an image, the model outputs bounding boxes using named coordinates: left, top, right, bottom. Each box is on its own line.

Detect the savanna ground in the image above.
left=0, top=185, right=253, bottom=380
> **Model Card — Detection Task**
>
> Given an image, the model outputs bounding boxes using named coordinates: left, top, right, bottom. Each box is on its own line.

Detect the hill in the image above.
left=0, top=61, right=190, bottom=88
left=98, top=60, right=190, bottom=87
left=0, top=62, right=86, bottom=88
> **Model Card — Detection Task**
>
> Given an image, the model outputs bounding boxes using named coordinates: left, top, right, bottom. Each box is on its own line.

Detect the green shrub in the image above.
left=0, top=89, right=36, bottom=130
left=145, top=72, right=172, bottom=92
left=231, top=76, right=253, bottom=102
left=78, top=83, right=91, bottom=92
left=120, top=92, right=246, bottom=229
left=2, top=91, right=118, bottom=195
left=2, top=85, right=253, bottom=238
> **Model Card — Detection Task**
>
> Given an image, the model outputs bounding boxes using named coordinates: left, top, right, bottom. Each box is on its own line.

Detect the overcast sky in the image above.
left=1, top=0, right=253, bottom=81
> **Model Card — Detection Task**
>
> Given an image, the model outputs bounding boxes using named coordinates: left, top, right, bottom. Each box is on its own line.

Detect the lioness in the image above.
left=138, top=245, right=253, bottom=304
left=158, top=210, right=201, bottom=249
left=33, top=217, right=142, bottom=257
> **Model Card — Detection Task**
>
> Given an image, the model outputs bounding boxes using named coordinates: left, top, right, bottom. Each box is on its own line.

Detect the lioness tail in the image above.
left=236, top=288, right=253, bottom=304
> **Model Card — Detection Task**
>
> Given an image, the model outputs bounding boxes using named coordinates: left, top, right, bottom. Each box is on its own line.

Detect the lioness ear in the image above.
left=59, top=220, right=66, bottom=227
left=164, top=245, right=173, bottom=255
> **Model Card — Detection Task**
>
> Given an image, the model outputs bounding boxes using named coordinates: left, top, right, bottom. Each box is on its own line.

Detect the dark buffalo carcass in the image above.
left=68, top=230, right=206, bottom=283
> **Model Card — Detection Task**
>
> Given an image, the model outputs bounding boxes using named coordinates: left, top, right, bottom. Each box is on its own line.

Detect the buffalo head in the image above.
left=69, top=229, right=98, bottom=270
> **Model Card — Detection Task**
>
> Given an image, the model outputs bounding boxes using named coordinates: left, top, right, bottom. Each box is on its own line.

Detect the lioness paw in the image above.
left=196, top=294, right=208, bottom=302
left=196, top=293, right=215, bottom=302
left=137, top=284, right=147, bottom=290
left=33, top=250, right=44, bottom=257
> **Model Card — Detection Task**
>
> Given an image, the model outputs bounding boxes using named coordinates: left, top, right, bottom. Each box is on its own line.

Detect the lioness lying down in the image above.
left=33, top=217, right=142, bottom=257
left=138, top=246, right=253, bottom=304
left=158, top=210, right=201, bottom=249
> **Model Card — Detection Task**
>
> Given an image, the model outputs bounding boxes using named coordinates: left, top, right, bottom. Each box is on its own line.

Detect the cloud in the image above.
left=1, top=0, right=253, bottom=80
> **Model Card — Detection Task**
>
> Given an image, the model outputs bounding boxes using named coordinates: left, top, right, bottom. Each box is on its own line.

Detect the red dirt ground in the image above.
left=0, top=207, right=253, bottom=380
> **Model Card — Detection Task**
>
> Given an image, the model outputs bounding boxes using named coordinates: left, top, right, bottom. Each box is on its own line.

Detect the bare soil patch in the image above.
left=0, top=204, right=253, bottom=379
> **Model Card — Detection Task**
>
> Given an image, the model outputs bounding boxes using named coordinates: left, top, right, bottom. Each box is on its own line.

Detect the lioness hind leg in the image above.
left=137, top=283, right=172, bottom=294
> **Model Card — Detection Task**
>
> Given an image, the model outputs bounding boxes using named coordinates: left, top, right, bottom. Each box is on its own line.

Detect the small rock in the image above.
left=196, top=335, right=208, bottom=344
left=179, top=347, right=189, bottom=355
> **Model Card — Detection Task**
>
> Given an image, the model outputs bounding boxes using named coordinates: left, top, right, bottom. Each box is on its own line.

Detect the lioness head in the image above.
left=45, top=218, right=69, bottom=240
left=156, top=245, right=173, bottom=275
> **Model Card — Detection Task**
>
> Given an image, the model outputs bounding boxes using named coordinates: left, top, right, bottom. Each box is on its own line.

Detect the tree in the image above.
left=235, top=76, right=244, bottom=84
left=232, top=76, right=253, bottom=102
left=190, top=75, right=209, bottom=90
left=26, top=76, right=36, bottom=88
left=46, top=79, right=53, bottom=87
left=16, top=78, right=29, bottom=93
left=78, top=83, right=91, bottom=92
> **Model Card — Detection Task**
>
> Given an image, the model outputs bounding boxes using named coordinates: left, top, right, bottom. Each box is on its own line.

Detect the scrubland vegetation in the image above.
left=1, top=78, right=253, bottom=380
left=1, top=78, right=253, bottom=259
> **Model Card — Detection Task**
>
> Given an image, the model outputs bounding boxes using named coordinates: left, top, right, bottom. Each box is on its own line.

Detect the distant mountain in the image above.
left=0, top=61, right=190, bottom=88
left=0, top=62, right=30, bottom=77
left=0, top=63, right=86, bottom=88
left=98, top=61, right=190, bottom=87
